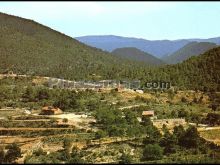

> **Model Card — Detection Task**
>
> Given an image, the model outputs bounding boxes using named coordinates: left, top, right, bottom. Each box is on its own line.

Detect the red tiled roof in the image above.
left=42, top=106, right=62, bottom=112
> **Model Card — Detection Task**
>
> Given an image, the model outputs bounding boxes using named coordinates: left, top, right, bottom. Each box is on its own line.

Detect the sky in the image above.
left=0, top=1, right=220, bottom=40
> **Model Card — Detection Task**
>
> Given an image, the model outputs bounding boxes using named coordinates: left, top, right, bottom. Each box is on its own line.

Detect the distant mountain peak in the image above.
left=76, top=35, right=220, bottom=58
left=111, top=47, right=165, bottom=66
left=162, top=42, right=217, bottom=64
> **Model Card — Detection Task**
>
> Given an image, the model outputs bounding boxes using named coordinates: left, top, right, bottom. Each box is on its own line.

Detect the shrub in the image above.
left=142, top=144, right=163, bottom=161
left=4, top=143, right=22, bottom=163
left=181, top=97, right=187, bottom=103
left=95, top=130, right=108, bottom=139
left=119, top=152, right=132, bottom=164
left=33, top=147, right=46, bottom=156
left=62, top=118, right=68, bottom=123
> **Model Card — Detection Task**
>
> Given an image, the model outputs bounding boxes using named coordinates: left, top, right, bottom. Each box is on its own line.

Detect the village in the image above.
left=0, top=72, right=220, bottom=163
left=0, top=72, right=215, bottom=132
left=0, top=72, right=189, bottom=129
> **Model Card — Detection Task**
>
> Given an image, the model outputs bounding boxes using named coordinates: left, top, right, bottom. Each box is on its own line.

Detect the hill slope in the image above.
left=0, top=12, right=151, bottom=80
left=111, top=47, right=165, bottom=65
left=0, top=12, right=219, bottom=91
left=163, top=42, right=217, bottom=64
left=75, top=35, right=220, bottom=58
left=146, top=46, right=220, bottom=91
left=76, top=35, right=190, bottom=58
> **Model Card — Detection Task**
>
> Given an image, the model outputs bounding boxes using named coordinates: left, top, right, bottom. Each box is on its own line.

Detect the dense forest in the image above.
left=111, top=47, right=165, bottom=65
left=0, top=12, right=149, bottom=80
left=141, top=46, right=220, bottom=91
left=0, top=12, right=220, bottom=91
left=163, top=42, right=217, bottom=64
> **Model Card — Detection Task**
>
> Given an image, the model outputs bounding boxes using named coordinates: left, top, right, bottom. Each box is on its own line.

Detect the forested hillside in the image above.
left=0, top=12, right=150, bottom=80
left=163, top=42, right=217, bottom=64
left=0, top=12, right=220, bottom=91
left=144, top=47, right=220, bottom=91
left=112, top=47, right=165, bottom=65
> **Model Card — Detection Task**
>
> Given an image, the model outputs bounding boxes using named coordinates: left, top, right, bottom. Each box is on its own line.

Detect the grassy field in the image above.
left=200, top=129, right=220, bottom=146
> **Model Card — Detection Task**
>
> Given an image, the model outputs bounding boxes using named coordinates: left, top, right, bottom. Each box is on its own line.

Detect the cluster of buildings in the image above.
left=47, top=78, right=141, bottom=90
left=38, top=106, right=186, bottom=130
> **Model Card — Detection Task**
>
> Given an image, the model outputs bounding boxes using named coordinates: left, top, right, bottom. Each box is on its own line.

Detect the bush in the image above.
left=179, top=125, right=201, bottom=149
left=62, top=118, right=68, bottom=123
left=181, top=97, right=187, bottom=103
left=68, top=146, right=84, bottom=164
left=33, top=147, right=46, bottom=156
left=159, top=131, right=178, bottom=155
left=204, top=113, right=220, bottom=126
left=0, top=147, right=5, bottom=163
left=142, top=144, right=163, bottom=161
left=4, top=143, right=22, bottom=163
left=95, top=130, right=108, bottom=139
left=119, top=152, right=132, bottom=164
left=178, top=108, right=189, bottom=118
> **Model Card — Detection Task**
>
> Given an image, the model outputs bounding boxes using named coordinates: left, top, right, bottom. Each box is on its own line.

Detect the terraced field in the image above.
left=200, top=129, right=220, bottom=146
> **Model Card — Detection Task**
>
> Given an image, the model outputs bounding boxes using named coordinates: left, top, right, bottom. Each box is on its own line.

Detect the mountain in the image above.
left=145, top=46, right=220, bottom=91
left=76, top=35, right=190, bottom=58
left=75, top=35, right=220, bottom=58
left=162, top=42, right=217, bottom=64
left=188, top=37, right=220, bottom=44
left=0, top=12, right=152, bottom=81
left=111, top=47, right=165, bottom=65
left=0, top=12, right=219, bottom=91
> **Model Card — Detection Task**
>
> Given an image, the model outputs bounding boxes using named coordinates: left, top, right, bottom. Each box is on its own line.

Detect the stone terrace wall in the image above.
left=153, top=118, right=186, bottom=129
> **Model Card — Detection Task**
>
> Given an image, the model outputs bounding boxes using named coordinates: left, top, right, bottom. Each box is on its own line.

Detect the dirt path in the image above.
left=118, top=103, right=147, bottom=110
left=198, top=126, right=220, bottom=132
left=202, top=138, right=220, bottom=146
left=12, top=119, right=51, bottom=122
left=0, top=127, right=75, bottom=131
